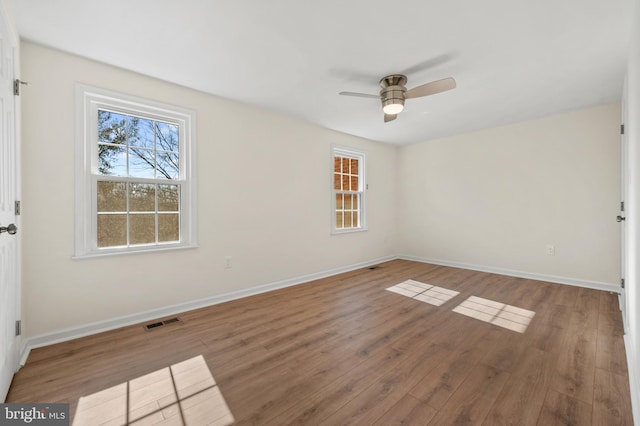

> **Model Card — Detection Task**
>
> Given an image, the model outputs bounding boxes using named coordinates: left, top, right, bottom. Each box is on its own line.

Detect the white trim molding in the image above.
left=624, top=334, right=640, bottom=426
left=19, top=255, right=396, bottom=365
left=399, top=255, right=621, bottom=293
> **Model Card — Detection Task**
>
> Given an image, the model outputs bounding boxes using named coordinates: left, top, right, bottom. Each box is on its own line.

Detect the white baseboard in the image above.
left=398, top=255, right=620, bottom=293
left=624, top=334, right=640, bottom=426
left=18, top=254, right=621, bottom=366
left=19, top=255, right=396, bottom=366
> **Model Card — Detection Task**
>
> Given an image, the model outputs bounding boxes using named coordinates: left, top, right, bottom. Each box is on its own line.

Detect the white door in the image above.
left=620, top=86, right=629, bottom=332
left=0, top=3, right=20, bottom=402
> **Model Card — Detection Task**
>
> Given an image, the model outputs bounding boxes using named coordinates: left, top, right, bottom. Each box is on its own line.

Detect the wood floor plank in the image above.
left=539, top=303, right=572, bottom=329
left=527, top=322, right=568, bottom=356
left=218, top=364, right=314, bottom=424
left=595, top=327, right=628, bottom=376
left=553, top=284, right=580, bottom=308
left=575, top=287, right=602, bottom=314
left=549, top=308, right=598, bottom=403
left=5, top=260, right=632, bottom=425
left=598, top=311, right=624, bottom=337
left=537, top=389, right=592, bottom=426
left=427, top=363, right=510, bottom=425
left=599, top=291, right=620, bottom=313
left=264, top=345, right=408, bottom=425
left=372, top=394, right=437, bottom=426
left=592, top=367, right=634, bottom=425
left=480, top=331, right=527, bottom=373
left=317, top=345, right=448, bottom=425
left=408, top=326, right=496, bottom=409
left=317, top=313, right=485, bottom=425
left=482, top=347, right=557, bottom=425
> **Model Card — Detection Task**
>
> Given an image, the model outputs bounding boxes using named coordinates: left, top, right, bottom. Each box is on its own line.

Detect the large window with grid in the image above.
left=75, top=86, right=197, bottom=257
left=332, top=146, right=366, bottom=233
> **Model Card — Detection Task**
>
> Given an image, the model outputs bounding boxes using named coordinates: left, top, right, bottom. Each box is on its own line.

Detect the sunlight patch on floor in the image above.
left=73, top=355, right=234, bottom=425
left=452, top=295, right=535, bottom=333
left=385, top=280, right=460, bottom=306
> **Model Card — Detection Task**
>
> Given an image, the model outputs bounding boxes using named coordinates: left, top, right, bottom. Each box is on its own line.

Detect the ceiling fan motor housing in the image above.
left=380, top=74, right=407, bottom=113
left=380, top=86, right=406, bottom=109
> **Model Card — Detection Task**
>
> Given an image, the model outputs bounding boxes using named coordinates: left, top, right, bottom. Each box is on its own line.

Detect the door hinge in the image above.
left=15, top=320, right=21, bottom=336
left=621, top=124, right=625, bottom=135
left=15, top=200, right=20, bottom=216
left=621, top=278, right=625, bottom=289
left=621, top=201, right=625, bottom=212
left=13, top=79, right=28, bottom=96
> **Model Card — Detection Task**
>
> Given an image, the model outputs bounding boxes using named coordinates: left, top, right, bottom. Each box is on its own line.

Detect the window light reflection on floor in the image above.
left=73, top=355, right=234, bottom=425
left=385, top=279, right=460, bottom=306
left=452, top=295, right=535, bottom=333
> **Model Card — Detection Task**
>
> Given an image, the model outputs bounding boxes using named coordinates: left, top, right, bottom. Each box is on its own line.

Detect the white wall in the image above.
left=624, top=0, right=640, bottom=420
left=20, top=42, right=398, bottom=337
left=398, top=104, right=621, bottom=286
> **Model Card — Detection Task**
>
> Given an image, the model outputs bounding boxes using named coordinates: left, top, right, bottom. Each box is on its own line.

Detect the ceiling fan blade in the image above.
left=405, top=77, right=456, bottom=99
left=384, top=113, right=397, bottom=123
left=339, top=91, right=380, bottom=99
left=401, top=54, right=454, bottom=76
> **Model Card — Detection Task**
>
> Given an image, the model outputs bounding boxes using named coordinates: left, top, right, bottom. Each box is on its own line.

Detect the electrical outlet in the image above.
left=545, top=245, right=555, bottom=256
left=224, top=256, right=232, bottom=269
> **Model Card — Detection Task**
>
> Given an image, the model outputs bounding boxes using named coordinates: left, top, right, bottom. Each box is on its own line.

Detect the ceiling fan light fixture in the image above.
left=382, top=101, right=404, bottom=115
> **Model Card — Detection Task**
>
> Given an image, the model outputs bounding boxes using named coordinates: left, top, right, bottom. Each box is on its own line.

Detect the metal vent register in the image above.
left=144, top=317, right=181, bottom=330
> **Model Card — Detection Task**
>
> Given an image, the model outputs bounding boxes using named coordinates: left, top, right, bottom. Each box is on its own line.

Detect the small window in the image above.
left=75, top=86, right=197, bottom=258
left=332, top=146, right=366, bottom=233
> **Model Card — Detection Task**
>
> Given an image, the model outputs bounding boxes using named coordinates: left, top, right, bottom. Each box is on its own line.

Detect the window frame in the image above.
left=331, top=145, right=367, bottom=234
left=74, top=85, right=198, bottom=258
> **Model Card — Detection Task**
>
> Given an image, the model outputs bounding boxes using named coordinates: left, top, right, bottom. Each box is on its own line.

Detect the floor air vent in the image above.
left=144, top=317, right=180, bottom=330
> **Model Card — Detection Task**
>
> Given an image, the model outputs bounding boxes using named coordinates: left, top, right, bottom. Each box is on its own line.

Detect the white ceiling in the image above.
left=6, top=0, right=633, bottom=145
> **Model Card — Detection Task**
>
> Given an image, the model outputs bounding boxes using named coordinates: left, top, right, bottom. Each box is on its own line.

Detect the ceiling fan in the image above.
left=339, top=74, right=456, bottom=122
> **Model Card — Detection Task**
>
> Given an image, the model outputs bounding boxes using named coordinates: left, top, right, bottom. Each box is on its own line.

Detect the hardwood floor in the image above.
left=6, top=260, right=633, bottom=425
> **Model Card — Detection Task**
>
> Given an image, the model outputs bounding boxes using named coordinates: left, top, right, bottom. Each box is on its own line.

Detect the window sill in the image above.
left=72, top=243, right=199, bottom=260
left=331, top=227, right=368, bottom=235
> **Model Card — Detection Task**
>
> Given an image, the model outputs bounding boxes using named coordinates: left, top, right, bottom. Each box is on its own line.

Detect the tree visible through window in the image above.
left=97, top=110, right=181, bottom=247
left=332, top=147, right=365, bottom=232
